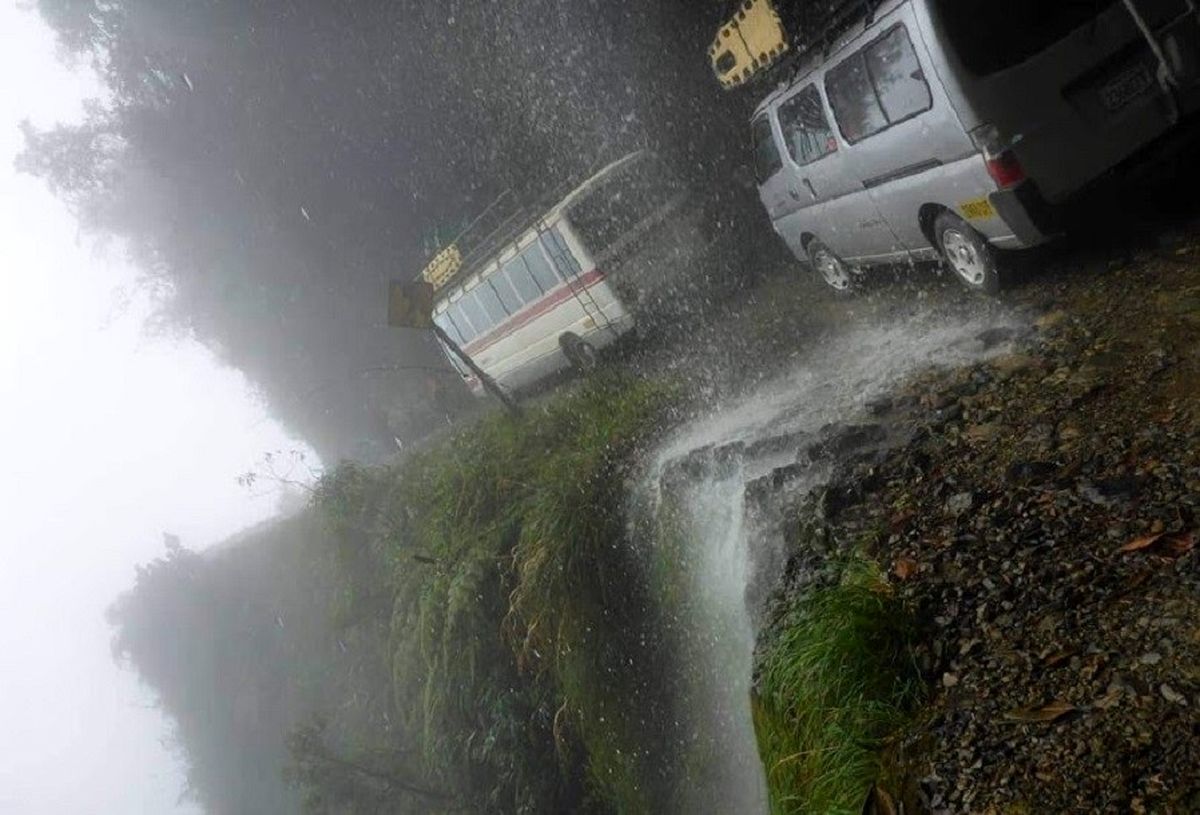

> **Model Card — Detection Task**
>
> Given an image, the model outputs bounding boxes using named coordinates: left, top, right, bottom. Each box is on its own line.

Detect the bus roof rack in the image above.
left=415, top=152, right=641, bottom=294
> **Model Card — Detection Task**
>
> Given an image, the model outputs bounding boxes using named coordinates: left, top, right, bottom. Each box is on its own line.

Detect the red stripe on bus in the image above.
left=461, top=268, right=607, bottom=356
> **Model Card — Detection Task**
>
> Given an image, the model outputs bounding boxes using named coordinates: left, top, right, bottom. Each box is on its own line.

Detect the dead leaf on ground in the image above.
left=1004, top=700, right=1076, bottom=723
left=1041, top=651, right=1073, bottom=670
left=1120, top=532, right=1164, bottom=552
left=888, top=508, right=916, bottom=532
left=1162, top=532, right=1195, bottom=557
left=1119, top=530, right=1195, bottom=557
left=893, top=557, right=918, bottom=580
left=1094, top=685, right=1124, bottom=710
left=861, top=782, right=897, bottom=815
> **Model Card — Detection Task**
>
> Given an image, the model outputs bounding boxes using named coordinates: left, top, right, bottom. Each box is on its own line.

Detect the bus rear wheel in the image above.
left=560, top=333, right=598, bottom=373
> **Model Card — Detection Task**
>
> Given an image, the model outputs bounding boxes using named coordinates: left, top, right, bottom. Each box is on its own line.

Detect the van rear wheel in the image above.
left=806, top=240, right=856, bottom=293
left=934, top=212, right=1001, bottom=295
left=560, top=333, right=598, bottom=374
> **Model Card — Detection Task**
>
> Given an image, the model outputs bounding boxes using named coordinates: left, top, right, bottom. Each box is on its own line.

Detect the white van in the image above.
left=752, top=0, right=1200, bottom=293
left=428, top=152, right=697, bottom=395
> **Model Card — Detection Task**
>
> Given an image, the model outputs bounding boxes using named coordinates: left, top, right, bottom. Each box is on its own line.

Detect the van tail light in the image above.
left=970, top=123, right=1026, bottom=190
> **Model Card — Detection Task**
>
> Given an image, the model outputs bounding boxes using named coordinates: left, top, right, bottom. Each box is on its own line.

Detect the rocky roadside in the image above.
left=765, top=244, right=1200, bottom=813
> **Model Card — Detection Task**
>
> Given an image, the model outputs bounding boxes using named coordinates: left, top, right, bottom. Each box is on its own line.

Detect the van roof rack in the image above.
left=768, top=0, right=883, bottom=85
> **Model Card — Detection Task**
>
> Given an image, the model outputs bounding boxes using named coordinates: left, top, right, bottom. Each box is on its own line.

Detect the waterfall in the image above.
left=630, top=309, right=1024, bottom=811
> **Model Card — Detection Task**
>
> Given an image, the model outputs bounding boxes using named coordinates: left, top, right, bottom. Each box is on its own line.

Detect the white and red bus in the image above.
left=428, top=151, right=700, bottom=394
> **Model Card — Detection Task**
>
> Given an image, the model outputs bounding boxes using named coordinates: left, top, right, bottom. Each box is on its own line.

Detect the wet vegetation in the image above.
left=753, top=556, right=921, bottom=815
left=112, top=374, right=690, bottom=813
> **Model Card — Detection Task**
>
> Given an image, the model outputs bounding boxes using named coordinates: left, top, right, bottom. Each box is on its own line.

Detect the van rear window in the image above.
left=751, top=116, right=783, bottom=181
left=825, top=24, right=930, bottom=145
left=933, top=0, right=1118, bottom=76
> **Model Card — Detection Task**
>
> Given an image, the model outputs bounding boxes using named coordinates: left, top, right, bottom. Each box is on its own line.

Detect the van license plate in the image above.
left=959, top=197, right=995, bottom=220
left=1100, top=64, right=1153, bottom=111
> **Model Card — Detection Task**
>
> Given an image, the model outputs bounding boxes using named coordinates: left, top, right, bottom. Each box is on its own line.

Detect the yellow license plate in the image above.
left=959, top=197, right=996, bottom=220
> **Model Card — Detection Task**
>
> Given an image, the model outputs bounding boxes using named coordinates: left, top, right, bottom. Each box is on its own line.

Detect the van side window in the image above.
left=751, top=116, right=782, bottom=181
left=825, top=24, right=931, bottom=144
left=866, top=25, right=932, bottom=123
left=777, top=85, right=837, bottom=166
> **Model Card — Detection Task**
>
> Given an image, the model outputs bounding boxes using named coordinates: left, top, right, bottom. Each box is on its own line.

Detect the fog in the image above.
left=0, top=5, right=313, bottom=811
left=10, top=0, right=1197, bottom=812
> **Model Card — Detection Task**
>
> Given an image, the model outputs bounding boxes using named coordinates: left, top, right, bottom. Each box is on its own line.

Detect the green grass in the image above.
left=315, top=372, right=681, bottom=813
left=753, top=556, right=922, bottom=815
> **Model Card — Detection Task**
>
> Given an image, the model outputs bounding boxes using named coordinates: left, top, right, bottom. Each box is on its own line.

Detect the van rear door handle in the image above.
left=802, top=178, right=817, bottom=198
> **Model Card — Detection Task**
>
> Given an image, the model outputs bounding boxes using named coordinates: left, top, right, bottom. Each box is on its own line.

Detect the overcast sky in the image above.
left=0, top=4, right=316, bottom=812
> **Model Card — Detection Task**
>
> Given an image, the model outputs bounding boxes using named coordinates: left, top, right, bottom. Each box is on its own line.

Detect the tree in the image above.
left=24, top=0, right=741, bottom=461
left=285, top=717, right=457, bottom=814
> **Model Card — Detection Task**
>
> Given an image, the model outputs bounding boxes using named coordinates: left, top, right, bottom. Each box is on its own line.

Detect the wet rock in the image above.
left=865, top=396, right=894, bottom=416
left=1006, top=460, right=1058, bottom=484
left=930, top=402, right=963, bottom=428
left=976, top=326, right=1016, bottom=349
left=946, top=491, right=973, bottom=515
left=712, top=440, right=745, bottom=468
left=1022, top=423, right=1056, bottom=449
left=662, top=444, right=713, bottom=485
left=1035, top=309, right=1068, bottom=330
left=744, top=461, right=810, bottom=506
left=805, top=422, right=887, bottom=462
left=990, top=352, right=1039, bottom=375
left=1160, top=684, right=1187, bottom=705
left=757, top=254, right=1200, bottom=815
left=743, top=433, right=800, bottom=460
left=964, top=422, right=1003, bottom=443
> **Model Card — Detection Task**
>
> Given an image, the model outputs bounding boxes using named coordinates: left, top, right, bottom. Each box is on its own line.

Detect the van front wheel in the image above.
left=806, top=240, right=856, bottom=293
left=934, top=212, right=1001, bottom=295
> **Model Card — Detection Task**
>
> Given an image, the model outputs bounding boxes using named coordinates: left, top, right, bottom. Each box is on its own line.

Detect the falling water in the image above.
left=633, top=307, right=1025, bottom=812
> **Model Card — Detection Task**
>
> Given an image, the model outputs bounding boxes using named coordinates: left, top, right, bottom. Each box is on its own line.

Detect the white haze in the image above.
left=0, top=4, right=316, bottom=812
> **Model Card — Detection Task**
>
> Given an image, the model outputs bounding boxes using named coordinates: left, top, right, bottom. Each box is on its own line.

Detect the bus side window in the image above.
left=433, top=311, right=464, bottom=344
left=490, top=268, right=525, bottom=313
left=502, top=256, right=542, bottom=304
left=457, top=294, right=489, bottom=339
left=522, top=240, right=562, bottom=291
left=447, top=301, right=477, bottom=342
left=473, top=280, right=510, bottom=325
left=541, top=228, right=581, bottom=278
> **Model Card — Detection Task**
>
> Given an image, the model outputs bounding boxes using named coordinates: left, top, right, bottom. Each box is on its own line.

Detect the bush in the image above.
left=753, top=557, right=922, bottom=815
left=316, top=373, right=681, bottom=812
